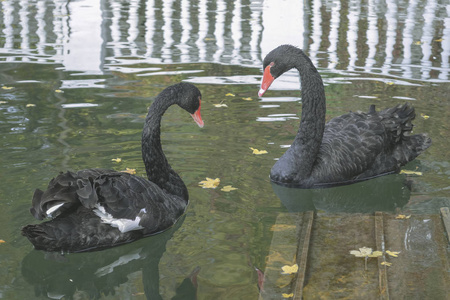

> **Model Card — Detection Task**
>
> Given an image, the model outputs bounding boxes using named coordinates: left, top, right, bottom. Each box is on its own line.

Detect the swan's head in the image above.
left=175, top=82, right=204, bottom=128
left=259, top=45, right=299, bottom=97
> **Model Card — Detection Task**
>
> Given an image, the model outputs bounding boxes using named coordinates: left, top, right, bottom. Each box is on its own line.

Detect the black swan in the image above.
left=22, top=82, right=204, bottom=252
left=258, top=45, right=431, bottom=188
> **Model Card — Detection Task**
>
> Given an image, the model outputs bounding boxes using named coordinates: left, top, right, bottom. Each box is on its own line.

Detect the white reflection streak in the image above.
left=197, top=0, right=207, bottom=61
left=110, top=2, right=121, bottom=57
left=402, top=0, right=418, bottom=78
left=231, top=0, right=242, bottom=65
left=3, top=1, right=13, bottom=54
left=145, top=0, right=155, bottom=59
left=180, top=0, right=192, bottom=63
left=36, top=1, right=46, bottom=58
left=53, top=1, right=64, bottom=61
left=440, top=5, right=450, bottom=80
left=213, top=0, right=226, bottom=63
left=420, top=0, right=436, bottom=80
left=127, top=0, right=139, bottom=56
left=19, top=0, right=29, bottom=55
left=365, top=0, right=378, bottom=72
left=162, top=0, right=174, bottom=62
left=347, top=0, right=360, bottom=71
left=328, top=0, right=340, bottom=69
left=382, top=0, right=397, bottom=76
left=250, top=2, right=263, bottom=65
left=309, top=0, right=321, bottom=66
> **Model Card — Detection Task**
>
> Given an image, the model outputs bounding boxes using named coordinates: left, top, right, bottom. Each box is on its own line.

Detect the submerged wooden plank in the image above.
left=375, top=212, right=390, bottom=300
left=440, top=207, right=450, bottom=243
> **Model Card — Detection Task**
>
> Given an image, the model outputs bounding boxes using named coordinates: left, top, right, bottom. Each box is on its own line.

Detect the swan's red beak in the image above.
left=258, top=64, right=275, bottom=97
left=190, top=98, right=204, bottom=128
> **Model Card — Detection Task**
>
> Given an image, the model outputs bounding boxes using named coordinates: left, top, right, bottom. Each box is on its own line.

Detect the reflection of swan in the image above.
left=259, top=45, right=431, bottom=188
left=22, top=83, right=204, bottom=253
left=272, top=175, right=411, bottom=213
left=21, top=215, right=200, bottom=300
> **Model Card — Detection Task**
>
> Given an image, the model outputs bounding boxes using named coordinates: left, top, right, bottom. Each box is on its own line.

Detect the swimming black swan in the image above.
left=258, top=45, right=431, bottom=188
left=22, top=82, right=204, bottom=252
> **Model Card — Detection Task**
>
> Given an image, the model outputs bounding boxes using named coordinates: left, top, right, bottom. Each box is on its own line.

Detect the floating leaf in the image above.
left=420, top=113, right=430, bottom=120
left=55, top=89, right=63, bottom=93
left=2, top=86, right=14, bottom=90
left=414, top=41, right=422, bottom=45
left=270, top=224, right=296, bottom=232
left=281, top=264, right=298, bottom=274
left=282, top=293, right=294, bottom=298
left=122, top=168, right=136, bottom=175
left=400, top=170, right=423, bottom=176
left=225, top=93, right=235, bottom=97
left=386, top=81, right=394, bottom=85
left=250, top=147, right=268, bottom=155
left=111, top=158, right=122, bottom=163
left=242, top=97, right=253, bottom=101
left=204, top=37, right=215, bottom=41
left=0, top=240, right=5, bottom=244
left=26, top=104, right=36, bottom=107
left=0, top=101, right=7, bottom=104
left=434, top=38, right=443, bottom=42
left=395, top=214, right=411, bottom=219
left=350, top=247, right=382, bottom=258
left=381, top=261, right=392, bottom=267
left=386, top=250, right=400, bottom=258
left=221, top=185, right=237, bottom=192
left=213, top=103, right=228, bottom=108
left=199, top=177, right=220, bottom=189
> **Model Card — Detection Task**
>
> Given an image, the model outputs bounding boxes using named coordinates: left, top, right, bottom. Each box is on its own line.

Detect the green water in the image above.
left=0, top=0, right=449, bottom=299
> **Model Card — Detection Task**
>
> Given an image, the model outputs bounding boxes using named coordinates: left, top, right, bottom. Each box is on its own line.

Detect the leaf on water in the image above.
left=2, top=86, right=14, bottom=90
left=434, top=38, right=443, bottom=42
left=0, top=101, right=7, bottom=104
left=0, top=240, right=5, bottom=244
left=225, top=93, right=235, bottom=97
left=270, top=224, right=297, bottom=232
left=204, top=37, right=215, bottom=41
left=122, top=168, right=136, bottom=175
left=111, top=158, right=122, bottom=163
left=221, top=185, right=237, bottom=192
left=242, top=97, right=253, bottom=101
left=281, top=264, right=298, bottom=274
left=282, top=293, right=294, bottom=298
left=26, top=104, right=36, bottom=107
left=395, top=214, right=411, bottom=219
left=55, top=89, right=63, bottom=93
left=199, top=177, right=220, bottom=189
left=420, top=113, right=430, bottom=120
left=381, top=261, right=392, bottom=267
left=399, top=170, right=423, bottom=176
left=386, top=250, right=400, bottom=258
left=350, top=247, right=382, bottom=258
left=414, top=41, right=422, bottom=45
left=386, top=81, right=395, bottom=85
left=213, top=103, right=228, bottom=108
left=250, top=147, right=268, bottom=155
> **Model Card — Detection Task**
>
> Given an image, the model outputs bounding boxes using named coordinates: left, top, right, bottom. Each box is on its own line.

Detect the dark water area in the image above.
left=0, top=0, right=449, bottom=299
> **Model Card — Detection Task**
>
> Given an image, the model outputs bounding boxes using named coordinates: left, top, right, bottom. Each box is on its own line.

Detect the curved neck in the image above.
left=291, top=50, right=326, bottom=176
left=141, top=96, right=188, bottom=201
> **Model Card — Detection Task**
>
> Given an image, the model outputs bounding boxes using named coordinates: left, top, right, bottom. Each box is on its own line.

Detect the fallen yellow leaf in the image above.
left=282, top=293, right=294, bottom=298
left=225, top=93, right=235, bottom=97
left=122, top=168, right=136, bottom=175
left=381, top=261, right=392, bottom=267
left=221, top=185, right=237, bottom=192
left=55, top=89, right=63, bottom=93
left=281, top=264, right=298, bottom=274
left=242, top=97, right=253, bottom=101
left=26, top=104, right=36, bottom=107
left=350, top=247, right=382, bottom=258
left=250, top=147, right=268, bottom=155
left=204, top=37, right=215, bottom=41
left=213, top=103, right=228, bottom=108
left=0, top=101, right=7, bottom=104
left=112, top=158, right=122, bottom=163
left=270, top=224, right=296, bottom=232
left=420, top=113, right=430, bottom=120
left=395, top=214, right=411, bottom=219
left=0, top=240, right=5, bottom=244
left=386, top=250, right=400, bottom=257
left=386, top=81, right=394, bottom=85
left=434, top=38, right=443, bottom=42
left=414, top=41, right=422, bottom=45
left=1, top=86, right=14, bottom=90
left=399, top=170, right=423, bottom=176
left=199, top=177, right=220, bottom=189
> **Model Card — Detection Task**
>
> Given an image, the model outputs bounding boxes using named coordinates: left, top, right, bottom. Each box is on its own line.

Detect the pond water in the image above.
left=0, top=0, right=449, bottom=299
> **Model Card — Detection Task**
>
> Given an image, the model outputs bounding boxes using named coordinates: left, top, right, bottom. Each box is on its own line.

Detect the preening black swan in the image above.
left=258, top=45, right=431, bottom=188
left=22, top=82, right=204, bottom=252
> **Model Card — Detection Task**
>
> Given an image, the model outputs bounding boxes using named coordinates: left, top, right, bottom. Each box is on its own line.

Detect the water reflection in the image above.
left=21, top=216, right=199, bottom=300
left=272, top=174, right=411, bottom=213
left=0, top=0, right=448, bottom=80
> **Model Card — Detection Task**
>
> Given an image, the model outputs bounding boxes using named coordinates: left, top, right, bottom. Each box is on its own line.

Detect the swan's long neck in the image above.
left=141, top=97, right=188, bottom=201
left=290, top=51, right=326, bottom=176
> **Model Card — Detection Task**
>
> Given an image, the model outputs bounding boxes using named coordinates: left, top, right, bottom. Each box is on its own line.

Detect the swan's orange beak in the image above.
left=258, top=64, right=275, bottom=97
left=190, top=98, right=204, bottom=128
